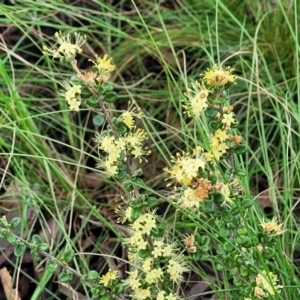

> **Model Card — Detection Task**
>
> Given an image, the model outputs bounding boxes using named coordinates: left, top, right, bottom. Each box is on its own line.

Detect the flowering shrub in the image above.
left=0, top=32, right=286, bottom=300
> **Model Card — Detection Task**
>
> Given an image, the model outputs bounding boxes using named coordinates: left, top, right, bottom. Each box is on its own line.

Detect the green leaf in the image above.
left=6, top=233, right=16, bottom=244
left=32, top=234, right=43, bottom=245
left=192, top=251, right=201, bottom=260
left=38, top=243, right=49, bottom=251
left=115, top=124, right=127, bottom=134
left=138, top=248, right=151, bottom=258
left=200, top=253, right=210, bottom=260
left=88, top=96, right=100, bottom=106
left=263, top=247, right=276, bottom=259
left=87, top=270, right=100, bottom=281
left=81, top=87, right=93, bottom=99
left=201, top=236, right=211, bottom=246
left=208, top=120, right=220, bottom=131
left=131, top=207, right=142, bottom=220
left=235, top=169, right=247, bottom=177
left=223, top=242, right=234, bottom=253
left=32, top=251, right=40, bottom=262
left=201, top=245, right=210, bottom=252
left=132, top=178, right=145, bottom=187
left=14, top=244, right=26, bottom=257
left=63, top=248, right=75, bottom=263
left=241, top=199, right=253, bottom=209
left=58, top=270, right=73, bottom=283
left=219, top=228, right=230, bottom=238
left=104, top=92, right=118, bottom=103
left=150, top=227, right=164, bottom=238
left=214, top=193, right=224, bottom=203
left=233, top=278, right=243, bottom=287
left=47, top=261, right=58, bottom=273
left=216, top=263, right=224, bottom=271
left=70, top=75, right=82, bottom=84
left=112, top=284, right=124, bottom=295
left=215, top=97, right=226, bottom=105
left=231, top=205, right=240, bottom=216
left=237, top=227, right=247, bottom=236
left=240, top=267, right=249, bottom=277
left=122, top=180, right=132, bottom=190
left=205, top=107, right=219, bottom=117
left=222, top=211, right=233, bottom=223
left=198, top=170, right=208, bottom=178
left=93, top=114, right=105, bottom=126
left=115, top=169, right=127, bottom=180
left=236, top=236, right=250, bottom=246
left=147, top=197, right=158, bottom=207
left=10, top=217, right=21, bottom=230
left=98, top=84, right=113, bottom=95
left=224, top=255, right=235, bottom=268
left=207, top=174, right=217, bottom=184
left=234, top=144, right=248, bottom=154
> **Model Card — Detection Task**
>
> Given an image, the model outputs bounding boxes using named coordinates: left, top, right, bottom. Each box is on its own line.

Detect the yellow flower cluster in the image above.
left=164, top=148, right=206, bottom=187
left=59, top=81, right=82, bottom=111
left=203, top=65, right=236, bottom=86
left=89, top=54, right=116, bottom=83
left=254, top=270, right=283, bottom=298
left=43, top=31, right=86, bottom=60
left=204, top=107, right=239, bottom=162
left=183, top=81, right=210, bottom=117
left=94, top=127, right=150, bottom=177
left=121, top=104, right=142, bottom=130
left=99, top=269, right=118, bottom=287
left=126, top=213, right=187, bottom=299
left=260, top=217, right=285, bottom=236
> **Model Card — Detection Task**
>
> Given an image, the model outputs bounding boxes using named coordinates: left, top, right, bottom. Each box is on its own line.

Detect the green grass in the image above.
left=0, top=0, right=299, bottom=299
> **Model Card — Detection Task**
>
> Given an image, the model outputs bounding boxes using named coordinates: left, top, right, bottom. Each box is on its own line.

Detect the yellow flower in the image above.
left=121, top=103, right=142, bottom=130
left=203, top=65, right=236, bottom=86
left=131, top=213, right=156, bottom=235
left=260, top=217, right=285, bottom=236
left=164, top=150, right=206, bottom=187
left=145, top=267, right=163, bottom=284
left=222, top=112, right=236, bottom=128
left=214, top=129, right=229, bottom=142
left=204, top=135, right=229, bottom=161
left=130, top=231, right=147, bottom=250
left=95, top=54, right=115, bottom=72
left=115, top=206, right=133, bottom=224
left=132, top=288, right=151, bottom=300
left=142, top=257, right=153, bottom=273
left=184, top=81, right=210, bottom=117
left=166, top=256, right=189, bottom=283
left=99, top=269, right=118, bottom=287
left=128, top=270, right=141, bottom=290
left=178, top=187, right=205, bottom=209
left=43, top=31, right=86, bottom=60
left=68, top=99, right=81, bottom=111
left=255, top=270, right=283, bottom=297
left=59, top=81, right=82, bottom=110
